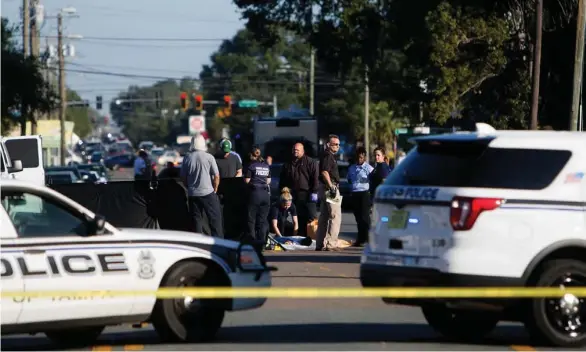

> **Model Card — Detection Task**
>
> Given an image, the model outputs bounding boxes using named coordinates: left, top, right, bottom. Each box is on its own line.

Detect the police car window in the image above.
left=4, top=139, right=40, bottom=168
left=1, top=192, right=88, bottom=238
left=385, top=144, right=572, bottom=190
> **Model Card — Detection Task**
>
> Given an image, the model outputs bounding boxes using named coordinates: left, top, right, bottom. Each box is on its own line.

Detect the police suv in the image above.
left=360, top=124, right=586, bottom=348
left=1, top=179, right=275, bottom=347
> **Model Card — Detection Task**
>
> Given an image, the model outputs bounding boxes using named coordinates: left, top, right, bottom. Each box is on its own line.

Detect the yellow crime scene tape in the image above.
left=2, top=287, right=586, bottom=299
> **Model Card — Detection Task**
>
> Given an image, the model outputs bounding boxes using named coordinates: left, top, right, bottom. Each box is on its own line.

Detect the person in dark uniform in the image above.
left=244, top=146, right=272, bottom=248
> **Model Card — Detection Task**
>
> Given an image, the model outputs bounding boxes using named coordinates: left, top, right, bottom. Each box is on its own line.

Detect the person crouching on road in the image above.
left=316, top=134, right=343, bottom=251
left=269, top=187, right=298, bottom=237
left=244, top=146, right=272, bottom=249
left=180, top=134, right=224, bottom=238
left=347, top=147, right=374, bottom=247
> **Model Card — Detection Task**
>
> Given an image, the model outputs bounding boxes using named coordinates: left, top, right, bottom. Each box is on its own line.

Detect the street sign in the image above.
left=394, top=128, right=408, bottom=135
left=238, top=100, right=258, bottom=108
left=189, top=115, right=205, bottom=135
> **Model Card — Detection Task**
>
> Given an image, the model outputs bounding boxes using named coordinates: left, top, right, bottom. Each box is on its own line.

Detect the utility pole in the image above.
left=364, top=66, right=370, bottom=162
left=29, top=0, right=40, bottom=134
left=58, top=13, right=67, bottom=166
left=273, top=95, right=278, bottom=117
left=21, top=0, right=30, bottom=136
left=23, top=0, right=30, bottom=56
left=309, top=48, right=315, bottom=116
left=529, top=0, right=543, bottom=130
left=570, top=0, right=586, bottom=131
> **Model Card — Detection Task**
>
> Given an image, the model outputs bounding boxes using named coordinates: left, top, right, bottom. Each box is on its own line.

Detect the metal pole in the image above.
left=529, top=0, right=543, bottom=130
left=58, top=13, right=67, bottom=166
left=309, top=48, right=315, bottom=116
left=364, top=66, right=370, bottom=162
left=570, top=0, right=586, bottom=131
left=273, top=95, right=278, bottom=117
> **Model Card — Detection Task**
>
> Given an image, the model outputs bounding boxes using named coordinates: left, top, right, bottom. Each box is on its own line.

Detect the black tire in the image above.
left=422, top=303, right=500, bottom=341
left=152, top=261, right=226, bottom=343
left=524, top=259, right=586, bottom=348
left=45, top=326, right=104, bottom=347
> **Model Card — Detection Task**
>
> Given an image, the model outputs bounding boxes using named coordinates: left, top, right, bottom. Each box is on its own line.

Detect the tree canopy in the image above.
left=234, top=0, right=580, bottom=130
left=1, top=17, right=55, bottom=134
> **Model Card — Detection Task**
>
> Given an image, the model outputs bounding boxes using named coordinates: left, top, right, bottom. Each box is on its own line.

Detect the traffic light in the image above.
left=180, top=92, right=188, bottom=111
left=223, top=95, right=232, bottom=116
left=96, top=96, right=103, bottom=110
left=194, top=94, right=203, bottom=111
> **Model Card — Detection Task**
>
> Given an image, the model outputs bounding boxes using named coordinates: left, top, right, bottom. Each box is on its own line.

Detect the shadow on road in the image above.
left=265, top=254, right=361, bottom=264
left=1, top=323, right=531, bottom=350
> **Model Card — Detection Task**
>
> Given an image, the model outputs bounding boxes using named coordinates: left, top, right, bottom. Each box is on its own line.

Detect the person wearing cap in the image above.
left=214, top=139, right=242, bottom=178
left=180, top=134, right=224, bottom=238
left=219, top=137, right=242, bottom=164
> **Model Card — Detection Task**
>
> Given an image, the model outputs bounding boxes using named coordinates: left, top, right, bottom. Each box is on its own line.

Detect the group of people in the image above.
left=276, top=134, right=391, bottom=251
left=142, top=133, right=393, bottom=252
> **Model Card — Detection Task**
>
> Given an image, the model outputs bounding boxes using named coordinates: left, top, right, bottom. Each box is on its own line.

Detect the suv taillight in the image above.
left=450, top=196, right=503, bottom=231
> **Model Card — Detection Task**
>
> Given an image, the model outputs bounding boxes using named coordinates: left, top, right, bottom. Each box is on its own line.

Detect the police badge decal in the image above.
left=137, top=250, right=155, bottom=279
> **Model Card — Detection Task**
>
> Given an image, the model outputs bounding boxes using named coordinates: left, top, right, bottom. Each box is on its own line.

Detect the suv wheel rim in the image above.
left=544, top=273, right=586, bottom=338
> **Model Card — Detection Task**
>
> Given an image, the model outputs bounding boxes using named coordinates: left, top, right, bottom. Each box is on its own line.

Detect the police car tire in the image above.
left=525, top=259, right=586, bottom=348
left=151, top=261, right=226, bottom=343
left=421, top=304, right=499, bottom=341
left=45, top=326, right=104, bottom=347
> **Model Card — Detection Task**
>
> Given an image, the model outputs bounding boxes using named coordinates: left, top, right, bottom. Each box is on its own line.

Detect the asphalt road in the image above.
left=1, top=213, right=557, bottom=351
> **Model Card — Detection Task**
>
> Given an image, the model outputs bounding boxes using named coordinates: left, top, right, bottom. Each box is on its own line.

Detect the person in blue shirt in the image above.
left=369, top=147, right=391, bottom=198
left=347, top=147, right=374, bottom=247
left=244, top=146, right=272, bottom=249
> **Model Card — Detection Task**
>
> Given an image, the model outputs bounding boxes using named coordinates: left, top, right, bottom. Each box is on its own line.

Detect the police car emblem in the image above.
left=137, top=250, right=155, bottom=279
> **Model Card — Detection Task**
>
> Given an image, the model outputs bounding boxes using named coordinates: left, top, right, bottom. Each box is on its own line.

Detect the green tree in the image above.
left=1, top=17, right=55, bottom=135
left=66, top=89, right=94, bottom=138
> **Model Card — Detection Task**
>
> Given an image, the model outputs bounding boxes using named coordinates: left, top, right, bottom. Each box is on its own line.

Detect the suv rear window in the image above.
left=385, top=143, right=572, bottom=190
left=4, top=139, right=40, bottom=168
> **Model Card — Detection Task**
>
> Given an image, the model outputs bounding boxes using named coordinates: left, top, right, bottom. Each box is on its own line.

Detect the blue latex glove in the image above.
left=310, top=193, right=318, bottom=202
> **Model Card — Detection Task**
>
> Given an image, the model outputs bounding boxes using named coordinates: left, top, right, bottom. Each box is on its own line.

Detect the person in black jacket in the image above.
left=278, top=142, right=319, bottom=237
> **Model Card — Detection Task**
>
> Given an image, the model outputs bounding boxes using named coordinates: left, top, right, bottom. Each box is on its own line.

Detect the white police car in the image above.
left=1, top=179, right=275, bottom=347
left=360, top=124, right=586, bottom=347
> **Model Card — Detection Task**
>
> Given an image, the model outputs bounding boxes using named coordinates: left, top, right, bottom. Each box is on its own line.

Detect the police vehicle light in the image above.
left=408, top=217, right=419, bottom=224
left=450, top=196, right=503, bottom=231
left=381, top=216, right=389, bottom=223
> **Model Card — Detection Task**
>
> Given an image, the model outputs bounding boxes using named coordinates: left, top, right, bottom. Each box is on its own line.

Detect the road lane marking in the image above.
left=124, top=345, right=144, bottom=350
left=511, top=345, right=536, bottom=351
left=92, top=346, right=112, bottom=351
left=319, top=266, right=331, bottom=271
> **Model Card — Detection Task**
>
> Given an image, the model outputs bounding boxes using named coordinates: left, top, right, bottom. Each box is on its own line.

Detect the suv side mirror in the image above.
left=85, top=214, right=106, bottom=236
left=8, top=159, right=23, bottom=173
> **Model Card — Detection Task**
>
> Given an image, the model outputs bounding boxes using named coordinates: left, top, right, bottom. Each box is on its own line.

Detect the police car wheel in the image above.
left=45, top=326, right=104, bottom=347
left=152, top=261, right=226, bottom=343
left=525, top=259, right=586, bottom=348
left=421, top=303, right=499, bottom=341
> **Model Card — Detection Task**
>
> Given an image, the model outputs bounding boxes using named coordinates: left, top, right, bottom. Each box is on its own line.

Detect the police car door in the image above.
left=0, top=202, right=25, bottom=325
left=2, top=189, right=135, bottom=324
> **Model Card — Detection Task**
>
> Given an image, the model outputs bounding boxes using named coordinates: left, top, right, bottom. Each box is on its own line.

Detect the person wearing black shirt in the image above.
left=157, top=161, right=180, bottom=179
left=316, top=134, right=342, bottom=251
left=214, top=139, right=242, bottom=178
left=369, top=147, right=392, bottom=198
left=278, top=142, right=319, bottom=237
left=269, top=187, right=298, bottom=237
left=244, top=146, right=271, bottom=248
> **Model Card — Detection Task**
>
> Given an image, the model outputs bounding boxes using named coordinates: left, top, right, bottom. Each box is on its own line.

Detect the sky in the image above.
left=2, top=0, right=246, bottom=116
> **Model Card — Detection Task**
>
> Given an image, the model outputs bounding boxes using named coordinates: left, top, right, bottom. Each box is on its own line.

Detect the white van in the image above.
left=0, top=135, right=45, bottom=186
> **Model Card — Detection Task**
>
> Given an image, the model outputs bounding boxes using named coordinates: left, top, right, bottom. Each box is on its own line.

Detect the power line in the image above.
left=63, top=67, right=355, bottom=86
left=40, top=35, right=227, bottom=42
